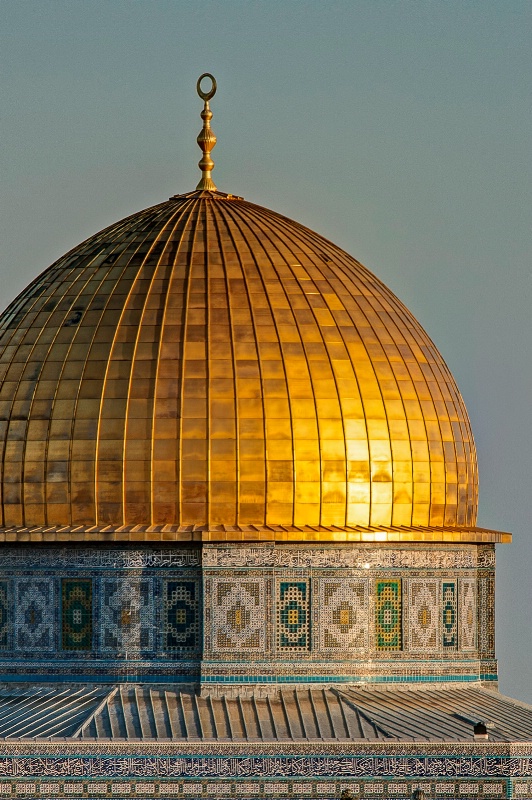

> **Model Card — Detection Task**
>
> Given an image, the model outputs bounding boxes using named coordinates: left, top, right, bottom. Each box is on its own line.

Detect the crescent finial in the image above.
left=196, top=73, right=218, bottom=191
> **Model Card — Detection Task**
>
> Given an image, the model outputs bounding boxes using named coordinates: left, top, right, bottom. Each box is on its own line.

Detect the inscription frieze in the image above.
left=202, top=545, right=485, bottom=570
left=0, top=544, right=495, bottom=570
left=0, top=548, right=200, bottom=569
left=0, top=755, right=528, bottom=779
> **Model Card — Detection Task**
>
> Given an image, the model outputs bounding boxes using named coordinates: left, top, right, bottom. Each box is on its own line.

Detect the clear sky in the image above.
left=1, top=1, right=531, bottom=701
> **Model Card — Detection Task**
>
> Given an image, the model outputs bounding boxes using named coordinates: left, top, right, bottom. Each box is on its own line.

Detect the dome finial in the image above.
left=196, top=73, right=217, bottom=191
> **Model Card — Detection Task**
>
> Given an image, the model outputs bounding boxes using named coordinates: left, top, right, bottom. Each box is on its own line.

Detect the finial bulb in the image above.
left=196, top=73, right=218, bottom=191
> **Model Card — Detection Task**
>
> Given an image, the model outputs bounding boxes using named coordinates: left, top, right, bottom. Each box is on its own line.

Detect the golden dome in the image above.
left=0, top=189, right=478, bottom=532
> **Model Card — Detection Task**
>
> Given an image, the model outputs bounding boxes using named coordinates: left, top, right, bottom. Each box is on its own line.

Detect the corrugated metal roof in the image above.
left=0, top=686, right=110, bottom=739
left=78, top=686, right=385, bottom=742
left=340, top=686, right=532, bottom=742
left=0, top=685, right=531, bottom=742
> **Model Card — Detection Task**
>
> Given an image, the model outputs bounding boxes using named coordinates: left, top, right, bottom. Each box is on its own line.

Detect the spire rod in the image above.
left=196, top=73, right=217, bottom=191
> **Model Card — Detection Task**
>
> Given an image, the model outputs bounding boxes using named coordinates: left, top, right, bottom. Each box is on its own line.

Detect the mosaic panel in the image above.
left=61, top=580, right=92, bottom=651
left=319, top=578, right=368, bottom=651
left=212, top=578, right=266, bottom=651
left=375, top=580, right=401, bottom=650
left=388, top=784, right=409, bottom=795
left=277, top=581, right=310, bottom=651
left=459, top=578, right=476, bottom=652
left=442, top=582, right=457, bottom=649
left=40, top=784, right=61, bottom=795
left=163, top=580, right=200, bottom=652
left=0, top=583, right=8, bottom=650
left=100, top=578, right=153, bottom=653
left=408, top=579, right=438, bottom=651
left=478, top=572, right=495, bottom=658
left=14, top=579, right=55, bottom=652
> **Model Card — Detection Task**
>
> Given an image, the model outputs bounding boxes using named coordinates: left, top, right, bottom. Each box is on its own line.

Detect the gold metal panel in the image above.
left=320, top=440, right=346, bottom=459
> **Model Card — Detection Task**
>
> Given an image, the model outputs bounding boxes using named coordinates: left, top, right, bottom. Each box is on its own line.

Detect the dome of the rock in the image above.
left=0, top=74, right=526, bottom=800
left=0, top=189, right=477, bottom=531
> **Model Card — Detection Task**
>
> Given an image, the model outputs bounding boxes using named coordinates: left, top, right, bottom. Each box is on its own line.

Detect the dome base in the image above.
left=0, top=539, right=497, bottom=686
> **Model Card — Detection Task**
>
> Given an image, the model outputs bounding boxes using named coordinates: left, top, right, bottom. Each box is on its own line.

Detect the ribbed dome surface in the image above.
left=0, top=191, right=477, bottom=529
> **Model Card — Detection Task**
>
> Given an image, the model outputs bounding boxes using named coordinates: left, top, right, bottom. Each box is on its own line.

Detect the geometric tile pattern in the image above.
left=375, top=580, right=402, bottom=650
left=61, top=580, right=92, bottom=651
left=163, top=581, right=200, bottom=652
left=459, top=578, right=476, bottom=652
left=408, top=579, right=438, bottom=651
left=212, top=579, right=265, bottom=651
left=442, top=582, right=457, bottom=649
left=14, top=579, right=55, bottom=652
left=100, top=578, right=153, bottom=653
left=0, top=570, right=482, bottom=663
left=478, top=572, right=495, bottom=658
left=0, top=582, right=8, bottom=650
left=319, top=579, right=368, bottom=651
left=277, top=582, right=309, bottom=651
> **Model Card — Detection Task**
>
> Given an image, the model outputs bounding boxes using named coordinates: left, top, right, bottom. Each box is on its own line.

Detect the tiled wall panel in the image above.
left=318, top=578, right=369, bottom=652
left=0, top=544, right=492, bottom=683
